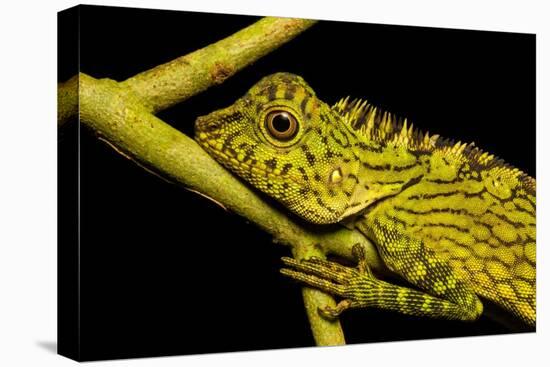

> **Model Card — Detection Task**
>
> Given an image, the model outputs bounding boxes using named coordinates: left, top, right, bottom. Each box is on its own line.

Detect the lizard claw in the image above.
left=318, top=299, right=353, bottom=319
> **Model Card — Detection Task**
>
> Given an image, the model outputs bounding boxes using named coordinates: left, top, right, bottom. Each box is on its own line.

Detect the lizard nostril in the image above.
left=194, top=116, right=205, bottom=131
left=195, top=116, right=220, bottom=133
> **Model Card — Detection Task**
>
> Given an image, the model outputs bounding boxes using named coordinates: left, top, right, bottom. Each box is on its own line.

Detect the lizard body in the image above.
left=195, top=73, right=536, bottom=328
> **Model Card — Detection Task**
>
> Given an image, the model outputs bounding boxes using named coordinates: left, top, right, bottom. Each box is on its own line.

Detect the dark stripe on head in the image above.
left=316, top=197, right=336, bottom=213
left=301, top=145, right=316, bottom=166
left=355, top=141, right=384, bottom=153
left=255, top=102, right=263, bottom=114
left=348, top=173, right=360, bottom=183
left=278, top=73, right=295, bottom=84
left=222, top=130, right=240, bottom=151
left=300, top=96, right=310, bottom=115
left=264, top=158, right=278, bottom=170
left=281, top=163, right=293, bottom=175
left=267, top=84, right=277, bottom=101
left=284, top=84, right=297, bottom=100
left=330, top=129, right=350, bottom=148
left=320, top=113, right=330, bottom=124
left=325, top=149, right=343, bottom=159
left=393, top=161, right=418, bottom=172
left=297, top=166, right=309, bottom=181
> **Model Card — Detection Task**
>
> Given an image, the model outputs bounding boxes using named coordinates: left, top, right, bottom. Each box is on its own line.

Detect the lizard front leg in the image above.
left=281, top=217, right=483, bottom=321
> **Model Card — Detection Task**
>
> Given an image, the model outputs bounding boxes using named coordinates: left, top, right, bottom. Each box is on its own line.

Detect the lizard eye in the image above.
left=265, top=110, right=299, bottom=141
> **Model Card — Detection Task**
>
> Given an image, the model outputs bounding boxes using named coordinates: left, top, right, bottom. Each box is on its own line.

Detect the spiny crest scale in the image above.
left=332, top=97, right=533, bottom=191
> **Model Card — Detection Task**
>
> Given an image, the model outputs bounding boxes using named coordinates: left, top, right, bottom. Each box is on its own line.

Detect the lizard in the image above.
left=194, top=72, right=536, bottom=329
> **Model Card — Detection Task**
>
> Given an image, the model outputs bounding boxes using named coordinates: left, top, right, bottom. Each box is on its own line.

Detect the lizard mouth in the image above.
left=196, top=131, right=276, bottom=178
left=195, top=130, right=305, bottom=188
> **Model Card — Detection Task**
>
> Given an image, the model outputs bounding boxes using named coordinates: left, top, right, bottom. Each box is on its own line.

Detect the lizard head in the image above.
left=195, top=73, right=362, bottom=224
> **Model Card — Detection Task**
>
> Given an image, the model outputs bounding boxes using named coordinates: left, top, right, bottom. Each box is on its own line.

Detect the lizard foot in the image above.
left=280, top=244, right=375, bottom=319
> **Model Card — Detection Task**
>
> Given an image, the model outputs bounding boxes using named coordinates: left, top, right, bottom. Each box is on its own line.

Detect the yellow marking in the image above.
left=504, top=201, right=516, bottom=211
left=421, top=297, right=432, bottom=312
left=471, top=224, right=491, bottom=241
left=510, top=244, right=524, bottom=258
left=330, top=168, right=343, bottom=184
left=437, top=252, right=452, bottom=263
left=496, top=283, right=518, bottom=302
left=524, top=242, right=536, bottom=263
left=413, top=263, right=427, bottom=279
left=433, top=280, right=447, bottom=295
left=450, top=244, right=471, bottom=259
left=484, top=170, right=516, bottom=199
left=293, top=87, right=306, bottom=104
left=397, top=288, right=408, bottom=304
left=486, top=261, right=512, bottom=280
left=473, top=271, right=491, bottom=287
left=491, top=204, right=535, bottom=227
left=426, top=256, right=439, bottom=267
left=513, top=197, right=534, bottom=213
left=492, top=223, right=518, bottom=243
left=445, top=275, right=457, bottom=289
left=487, top=237, right=500, bottom=247
left=428, top=154, right=457, bottom=181
left=522, top=305, right=536, bottom=321
left=464, top=257, right=483, bottom=272
left=480, top=212, right=500, bottom=226
left=273, top=85, right=283, bottom=99
left=495, top=249, right=516, bottom=266
left=472, top=241, right=491, bottom=258
left=512, top=279, right=533, bottom=298
left=514, top=262, right=536, bottom=280
left=451, top=265, right=469, bottom=281
left=361, top=146, right=418, bottom=168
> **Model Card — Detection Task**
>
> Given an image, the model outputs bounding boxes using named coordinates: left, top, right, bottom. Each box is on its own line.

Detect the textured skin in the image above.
left=195, top=73, right=536, bottom=328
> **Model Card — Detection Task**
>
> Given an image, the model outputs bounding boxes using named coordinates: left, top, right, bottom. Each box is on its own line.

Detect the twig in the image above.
left=58, top=75, right=78, bottom=127
left=121, top=17, right=317, bottom=113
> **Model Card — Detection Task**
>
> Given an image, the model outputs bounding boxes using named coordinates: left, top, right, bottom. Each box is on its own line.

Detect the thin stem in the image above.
left=121, top=17, right=317, bottom=113
left=58, top=75, right=78, bottom=127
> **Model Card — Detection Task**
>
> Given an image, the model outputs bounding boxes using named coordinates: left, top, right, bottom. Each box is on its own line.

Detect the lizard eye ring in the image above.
left=265, top=110, right=299, bottom=141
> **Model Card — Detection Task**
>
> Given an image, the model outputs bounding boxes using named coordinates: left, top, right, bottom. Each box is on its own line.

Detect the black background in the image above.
left=58, top=5, right=535, bottom=361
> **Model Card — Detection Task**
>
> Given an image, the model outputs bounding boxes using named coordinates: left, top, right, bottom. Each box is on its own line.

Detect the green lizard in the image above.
left=194, top=73, right=536, bottom=328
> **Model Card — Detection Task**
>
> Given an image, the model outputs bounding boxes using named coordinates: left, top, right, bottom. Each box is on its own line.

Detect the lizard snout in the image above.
left=195, top=114, right=221, bottom=134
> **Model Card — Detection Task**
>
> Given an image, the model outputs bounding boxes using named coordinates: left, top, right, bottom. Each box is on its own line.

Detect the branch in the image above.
left=60, top=16, right=388, bottom=346
left=121, top=17, right=317, bottom=113
left=57, top=75, right=78, bottom=127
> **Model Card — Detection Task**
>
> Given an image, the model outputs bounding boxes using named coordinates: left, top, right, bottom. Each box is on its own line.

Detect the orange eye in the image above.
left=265, top=110, right=299, bottom=141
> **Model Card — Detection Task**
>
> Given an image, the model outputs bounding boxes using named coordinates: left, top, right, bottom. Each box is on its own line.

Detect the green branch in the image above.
left=121, top=17, right=317, bottom=113
left=57, top=75, right=78, bottom=127
left=60, top=16, right=387, bottom=346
